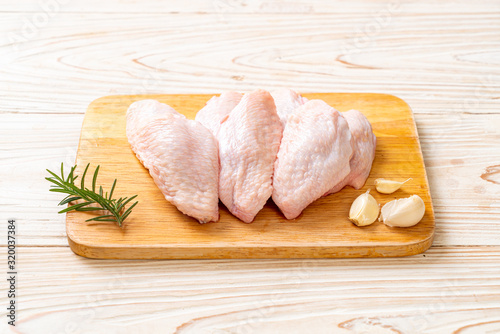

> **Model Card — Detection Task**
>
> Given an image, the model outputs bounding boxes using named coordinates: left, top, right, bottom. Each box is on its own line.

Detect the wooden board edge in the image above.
left=390, top=93, right=437, bottom=239
left=84, top=92, right=418, bottom=108
left=67, top=231, right=434, bottom=260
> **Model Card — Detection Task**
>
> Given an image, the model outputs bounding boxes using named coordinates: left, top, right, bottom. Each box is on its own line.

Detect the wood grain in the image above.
left=1, top=0, right=499, bottom=330
left=65, top=93, right=434, bottom=259
left=2, top=0, right=499, bottom=13
left=1, top=246, right=499, bottom=333
left=1, top=10, right=499, bottom=115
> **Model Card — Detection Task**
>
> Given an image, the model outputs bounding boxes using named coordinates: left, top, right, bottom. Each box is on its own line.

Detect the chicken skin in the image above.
left=218, top=89, right=283, bottom=223
left=271, top=88, right=308, bottom=126
left=195, top=91, right=242, bottom=137
left=326, top=109, right=376, bottom=194
left=272, top=100, right=352, bottom=219
left=126, top=100, right=219, bottom=223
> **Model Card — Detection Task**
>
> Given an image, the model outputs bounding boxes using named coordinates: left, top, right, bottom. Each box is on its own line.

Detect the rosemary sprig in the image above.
left=46, top=163, right=138, bottom=227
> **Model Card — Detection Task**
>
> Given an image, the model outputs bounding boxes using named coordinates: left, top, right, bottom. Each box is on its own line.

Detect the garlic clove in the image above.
left=379, top=195, right=425, bottom=227
left=375, top=178, right=411, bottom=194
left=349, top=190, right=379, bottom=226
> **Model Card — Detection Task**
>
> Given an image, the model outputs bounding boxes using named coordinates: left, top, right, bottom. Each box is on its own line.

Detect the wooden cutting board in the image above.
left=67, top=93, right=435, bottom=259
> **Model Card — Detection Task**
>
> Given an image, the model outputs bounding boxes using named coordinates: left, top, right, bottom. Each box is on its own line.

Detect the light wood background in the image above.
left=0, top=0, right=499, bottom=332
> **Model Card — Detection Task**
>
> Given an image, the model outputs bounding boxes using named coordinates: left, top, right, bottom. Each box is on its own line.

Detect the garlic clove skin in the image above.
left=349, top=190, right=380, bottom=226
left=379, top=195, right=425, bottom=227
left=375, top=178, right=411, bottom=194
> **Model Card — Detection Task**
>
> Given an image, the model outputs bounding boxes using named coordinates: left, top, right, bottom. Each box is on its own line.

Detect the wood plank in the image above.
left=0, top=114, right=82, bottom=246
left=1, top=0, right=499, bottom=13
left=1, top=246, right=499, bottom=333
left=418, top=114, right=500, bottom=247
left=0, top=0, right=498, bottom=331
left=1, top=12, right=499, bottom=114
left=64, top=93, right=434, bottom=259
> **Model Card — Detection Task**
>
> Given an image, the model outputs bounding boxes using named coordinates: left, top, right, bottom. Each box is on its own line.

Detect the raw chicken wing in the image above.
left=126, top=100, right=219, bottom=223
left=326, top=109, right=376, bottom=194
left=272, top=100, right=352, bottom=219
left=218, top=89, right=283, bottom=223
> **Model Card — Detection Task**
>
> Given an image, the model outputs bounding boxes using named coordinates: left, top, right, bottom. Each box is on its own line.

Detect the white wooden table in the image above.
left=1, top=0, right=500, bottom=332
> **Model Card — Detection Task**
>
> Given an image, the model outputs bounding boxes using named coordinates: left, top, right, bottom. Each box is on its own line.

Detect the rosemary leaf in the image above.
left=58, top=201, right=93, bottom=214
left=92, top=165, right=100, bottom=192
left=76, top=206, right=106, bottom=212
left=47, top=163, right=138, bottom=227
left=58, top=196, right=81, bottom=206
left=81, top=163, right=90, bottom=189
